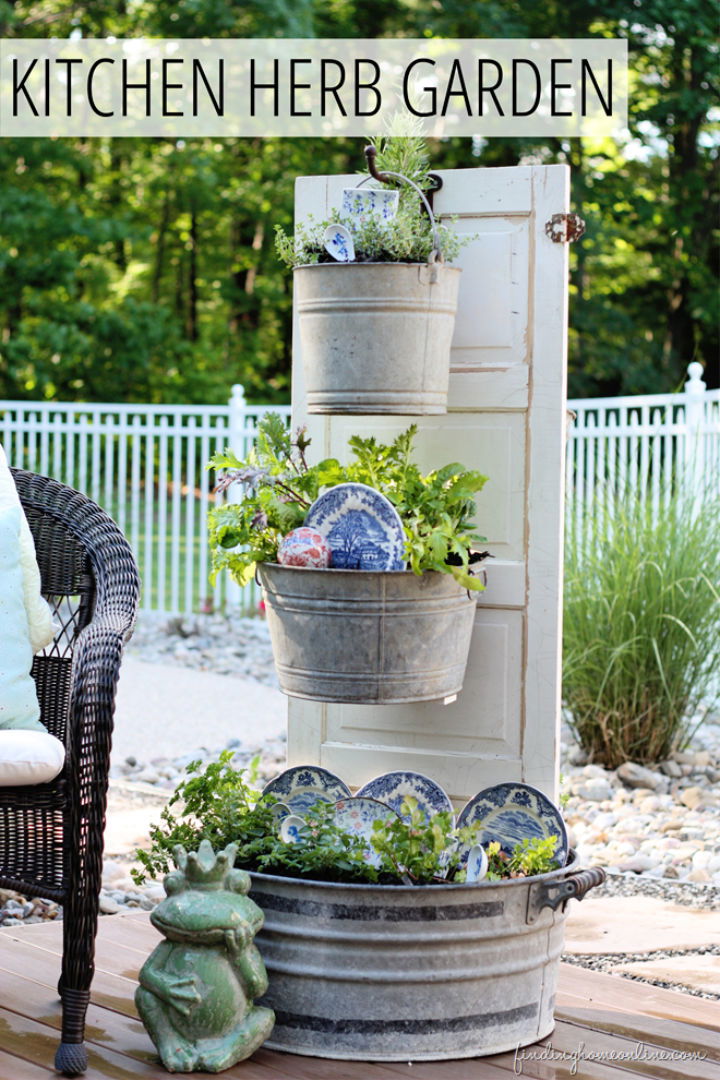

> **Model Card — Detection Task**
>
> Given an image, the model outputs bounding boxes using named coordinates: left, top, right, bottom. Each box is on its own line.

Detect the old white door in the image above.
left=287, top=164, right=570, bottom=803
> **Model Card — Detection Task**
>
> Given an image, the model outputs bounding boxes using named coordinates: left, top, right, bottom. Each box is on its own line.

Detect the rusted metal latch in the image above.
left=545, top=213, right=586, bottom=243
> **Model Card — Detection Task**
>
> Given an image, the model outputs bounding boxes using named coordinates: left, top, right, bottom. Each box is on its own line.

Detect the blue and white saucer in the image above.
left=334, top=797, right=399, bottom=867
left=262, top=766, right=350, bottom=815
left=357, top=771, right=454, bottom=824
left=304, top=483, right=406, bottom=571
left=457, top=782, right=568, bottom=866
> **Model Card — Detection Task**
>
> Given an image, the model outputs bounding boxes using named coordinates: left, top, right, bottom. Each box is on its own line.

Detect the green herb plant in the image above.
left=275, top=133, right=467, bottom=269
left=134, top=759, right=561, bottom=889
left=208, top=415, right=488, bottom=591
left=369, top=797, right=482, bottom=885
left=254, top=801, right=379, bottom=884
left=483, top=837, right=559, bottom=882
left=275, top=210, right=466, bottom=270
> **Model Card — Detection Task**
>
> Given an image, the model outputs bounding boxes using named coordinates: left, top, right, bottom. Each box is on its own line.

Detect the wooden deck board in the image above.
left=0, top=913, right=715, bottom=1080
left=556, top=960, right=720, bottom=1032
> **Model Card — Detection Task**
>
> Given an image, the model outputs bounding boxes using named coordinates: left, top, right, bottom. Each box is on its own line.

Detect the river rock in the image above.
left=616, top=762, right=666, bottom=791
left=681, top=786, right=707, bottom=810
left=574, top=777, right=615, bottom=802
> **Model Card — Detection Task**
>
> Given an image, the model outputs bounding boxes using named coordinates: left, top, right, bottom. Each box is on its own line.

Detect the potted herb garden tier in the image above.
left=209, top=416, right=489, bottom=704
left=275, top=138, right=465, bottom=416
left=135, top=758, right=606, bottom=1063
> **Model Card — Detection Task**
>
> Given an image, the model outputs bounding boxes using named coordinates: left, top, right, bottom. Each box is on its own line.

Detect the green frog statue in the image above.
left=135, top=840, right=275, bottom=1073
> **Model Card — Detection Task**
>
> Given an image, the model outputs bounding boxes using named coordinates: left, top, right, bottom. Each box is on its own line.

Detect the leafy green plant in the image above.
left=369, top=797, right=478, bottom=884
left=563, top=490, right=720, bottom=767
left=134, top=758, right=562, bottom=889
left=254, top=801, right=380, bottom=884
left=208, top=415, right=488, bottom=591
left=483, top=837, right=559, bottom=882
left=275, top=209, right=465, bottom=270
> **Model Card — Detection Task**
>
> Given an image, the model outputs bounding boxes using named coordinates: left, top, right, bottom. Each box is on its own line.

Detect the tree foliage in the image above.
left=0, top=0, right=716, bottom=403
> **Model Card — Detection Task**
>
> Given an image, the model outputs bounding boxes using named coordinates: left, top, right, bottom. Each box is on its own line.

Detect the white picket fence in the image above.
left=565, top=362, right=720, bottom=554
left=1, top=364, right=717, bottom=615
left=0, top=387, right=290, bottom=614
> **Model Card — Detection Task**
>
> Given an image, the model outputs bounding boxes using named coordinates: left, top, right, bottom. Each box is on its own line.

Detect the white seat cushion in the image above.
left=0, top=730, right=65, bottom=786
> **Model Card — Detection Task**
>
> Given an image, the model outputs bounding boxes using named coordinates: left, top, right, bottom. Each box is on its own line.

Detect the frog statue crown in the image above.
left=173, top=840, right=238, bottom=890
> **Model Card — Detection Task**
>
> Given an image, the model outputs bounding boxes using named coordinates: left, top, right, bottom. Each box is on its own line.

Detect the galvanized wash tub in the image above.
left=249, top=854, right=605, bottom=1061
left=258, top=564, right=477, bottom=704
left=295, top=263, right=462, bottom=415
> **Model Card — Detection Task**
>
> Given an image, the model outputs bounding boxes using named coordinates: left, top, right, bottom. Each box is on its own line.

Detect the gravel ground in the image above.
left=561, top=946, right=720, bottom=999
left=125, top=610, right=278, bottom=686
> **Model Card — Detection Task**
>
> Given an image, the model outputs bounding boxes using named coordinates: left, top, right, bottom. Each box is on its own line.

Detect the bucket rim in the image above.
left=257, top=561, right=480, bottom=595
left=248, top=849, right=587, bottom=893
left=293, top=261, right=462, bottom=274
left=260, top=562, right=445, bottom=580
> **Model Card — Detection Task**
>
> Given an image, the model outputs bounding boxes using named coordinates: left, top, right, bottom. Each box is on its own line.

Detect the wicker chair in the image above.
left=2, top=469, right=139, bottom=1075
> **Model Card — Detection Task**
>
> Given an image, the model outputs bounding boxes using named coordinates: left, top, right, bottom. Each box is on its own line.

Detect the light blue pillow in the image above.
left=0, top=503, right=45, bottom=731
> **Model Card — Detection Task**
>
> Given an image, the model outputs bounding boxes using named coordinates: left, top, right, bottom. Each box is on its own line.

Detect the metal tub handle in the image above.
left=526, top=865, right=606, bottom=925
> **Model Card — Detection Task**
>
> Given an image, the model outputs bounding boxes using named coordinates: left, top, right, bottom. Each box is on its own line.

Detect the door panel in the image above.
left=288, top=164, right=569, bottom=802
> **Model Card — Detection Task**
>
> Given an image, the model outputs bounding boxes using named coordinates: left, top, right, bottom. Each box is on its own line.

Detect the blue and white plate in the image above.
left=334, top=797, right=399, bottom=867
left=357, top=771, right=454, bottom=824
left=304, top=483, right=406, bottom=571
left=457, top=783, right=568, bottom=866
left=262, top=766, right=350, bottom=815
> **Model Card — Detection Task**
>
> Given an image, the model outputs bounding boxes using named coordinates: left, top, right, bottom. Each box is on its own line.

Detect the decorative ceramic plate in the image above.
left=334, top=797, right=400, bottom=867
left=304, top=483, right=406, bottom=571
left=356, top=771, right=454, bottom=824
left=262, top=766, right=350, bottom=815
left=457, top=783, right=568, bottom=866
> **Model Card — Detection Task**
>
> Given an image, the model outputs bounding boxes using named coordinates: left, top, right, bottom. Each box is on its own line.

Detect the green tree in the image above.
left=0, top=0, right=716, bottom=404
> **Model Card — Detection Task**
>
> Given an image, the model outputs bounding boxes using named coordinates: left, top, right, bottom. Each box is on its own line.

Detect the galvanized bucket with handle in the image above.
left=295, top=164, right=461, bottom=415
left=249, top=853, right=605, bottom=1061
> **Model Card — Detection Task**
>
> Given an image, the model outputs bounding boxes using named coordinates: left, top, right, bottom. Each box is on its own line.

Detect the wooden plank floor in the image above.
left=0, top=913, right=717, bottom=1080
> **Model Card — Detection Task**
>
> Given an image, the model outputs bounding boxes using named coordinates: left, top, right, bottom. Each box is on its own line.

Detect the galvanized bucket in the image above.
left=249, top=854, right=605, bottom=1061
left=258, top=563, right=477, bottom=704
left=295, top=262, right=461, bottom=415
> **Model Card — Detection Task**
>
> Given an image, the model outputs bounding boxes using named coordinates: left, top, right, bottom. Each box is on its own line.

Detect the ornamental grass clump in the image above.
left=563, top=491, right=720, bottom=768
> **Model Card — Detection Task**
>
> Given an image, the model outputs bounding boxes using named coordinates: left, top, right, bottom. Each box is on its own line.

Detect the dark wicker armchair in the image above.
left=3, top=470, right=139, bottom=1075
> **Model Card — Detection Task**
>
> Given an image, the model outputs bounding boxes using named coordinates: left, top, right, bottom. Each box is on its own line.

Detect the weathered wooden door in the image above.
left=288, top=164, right=570, bottom=803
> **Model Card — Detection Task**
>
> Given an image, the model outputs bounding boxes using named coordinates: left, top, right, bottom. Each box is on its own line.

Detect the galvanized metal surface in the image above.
left=250, top=853, right=603, bottom=1061
left=295, top=262, right=461, bottom=415
left=258, top=564, right=477, bottom=704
